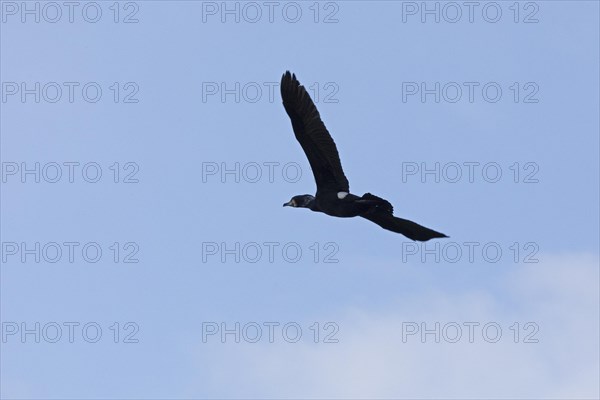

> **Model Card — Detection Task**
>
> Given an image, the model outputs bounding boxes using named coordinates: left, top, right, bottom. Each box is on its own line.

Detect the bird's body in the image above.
left=308, top=191, right=381, bottom=218
left=281, top=71, right=447, bottom=242
left=315, top=191, right=364, bottom=217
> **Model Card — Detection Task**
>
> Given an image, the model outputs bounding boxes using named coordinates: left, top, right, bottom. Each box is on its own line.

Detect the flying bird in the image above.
left=281, top=71, right=447, bottom=241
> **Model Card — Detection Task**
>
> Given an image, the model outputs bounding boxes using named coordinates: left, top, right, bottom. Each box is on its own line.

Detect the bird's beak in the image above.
left=283, top=200, right=293, bottom=207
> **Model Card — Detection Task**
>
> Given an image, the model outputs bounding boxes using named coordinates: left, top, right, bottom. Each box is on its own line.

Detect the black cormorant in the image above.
left=281, top=71, right=448, bottom=242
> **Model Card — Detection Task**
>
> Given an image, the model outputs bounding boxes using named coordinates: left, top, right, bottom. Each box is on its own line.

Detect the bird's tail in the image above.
left=359, top=194, right=447, bottom=241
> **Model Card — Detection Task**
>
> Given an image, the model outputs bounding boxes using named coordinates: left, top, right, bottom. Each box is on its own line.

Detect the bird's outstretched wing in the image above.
left=281, top=71, right=349, bottom=193
left=362, top=208, right=448, bottom=242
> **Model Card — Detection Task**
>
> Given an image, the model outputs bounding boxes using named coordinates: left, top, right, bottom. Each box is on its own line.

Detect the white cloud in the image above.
left=190, top=253, right=600, bottom=399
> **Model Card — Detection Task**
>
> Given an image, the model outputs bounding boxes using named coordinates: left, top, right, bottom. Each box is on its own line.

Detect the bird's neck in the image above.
left=305, top=198, right=320, bottom=212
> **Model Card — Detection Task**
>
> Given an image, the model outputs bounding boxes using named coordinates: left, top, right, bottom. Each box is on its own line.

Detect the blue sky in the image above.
left=1, top=1, right=599, bottom=398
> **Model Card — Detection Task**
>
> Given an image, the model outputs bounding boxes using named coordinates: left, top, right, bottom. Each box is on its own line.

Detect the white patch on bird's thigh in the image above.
left=337, top=192, right=348, bottom=199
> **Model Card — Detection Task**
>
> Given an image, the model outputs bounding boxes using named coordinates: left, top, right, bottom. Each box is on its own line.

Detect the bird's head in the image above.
left=283, top=194, right=315, bottom=208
